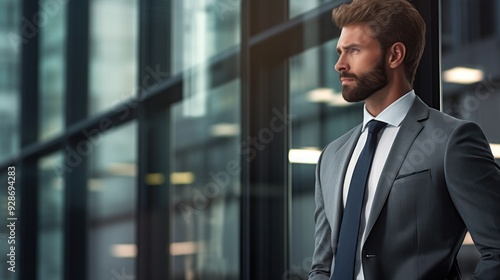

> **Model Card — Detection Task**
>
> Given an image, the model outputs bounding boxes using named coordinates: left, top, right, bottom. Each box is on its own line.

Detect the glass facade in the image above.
left=0, top=0, right=499, bottom=279
left=0, top=0, right=20, bottom=161
left=38, top=153, right=64, bottom=280
left=39, top=0, right=66, bottom=140
left=88, top=0, right=138, bottom=115
left=87, top=121, right=137, bottom=280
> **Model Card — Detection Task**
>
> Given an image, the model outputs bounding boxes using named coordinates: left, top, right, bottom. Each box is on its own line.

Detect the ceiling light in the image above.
left=111, top=244, right=137, bottom=258
left=210, top=123, right=239, bottom=137
left=170, top=172, right=195, bottom=185
left=307, top=88, right=351, bottom=107
left=170, top=241, right=205, bottom=256
left=308, top=88, right=335, bottom=103
left=289, top=148, right=322, bottom=164
left=146, top=173, right=165, bottom=186
left=108, top=163, right=137, bottom=176
left=443, top=67, right=484, bottom=84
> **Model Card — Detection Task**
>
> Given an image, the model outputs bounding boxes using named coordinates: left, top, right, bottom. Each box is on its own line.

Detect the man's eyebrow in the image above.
left=336, top=44, right=362, bottom=52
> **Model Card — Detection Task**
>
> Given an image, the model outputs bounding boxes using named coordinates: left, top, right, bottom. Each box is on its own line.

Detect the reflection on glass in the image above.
left=171, top=79, right=240, bottom=279
left=289, top=39, right=362, bottom=278
left=89, top=0, right=138, bottom=116
left=87, top=121, right=137, bottom=280
left=0, top=0, right=20, bottom=161
left=289, top=0, right=332, bottom=18
left=441, top=1, right=500, bottom=276
left=441, top=1, right=500, bottom=151
left=38, top=153, right=64, bottom=280
left=171, top=0, right=240, bottom=118
left=39, top=0, right=67, bottom=141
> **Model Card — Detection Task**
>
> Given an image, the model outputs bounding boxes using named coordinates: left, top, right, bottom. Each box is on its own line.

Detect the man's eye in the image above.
left=350, top=48, right=359, bottom=53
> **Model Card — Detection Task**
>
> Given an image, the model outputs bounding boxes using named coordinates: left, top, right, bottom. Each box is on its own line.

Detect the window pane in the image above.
left=289, top=0, right=333, bottom=18
left=288, top=39, right=363, bottom=278
left=38, top=153, right=64, bottom=280
left=171, top=0, right=240, bottom=76
left=39, top=0, right=67, bottom=140
left=89, top=0, right=138, bottom=115
left=170, top=79, right=240, bottom=279
left=87, top=121, right=137, bottom=280
left=0, top=0, right=20, bottom=161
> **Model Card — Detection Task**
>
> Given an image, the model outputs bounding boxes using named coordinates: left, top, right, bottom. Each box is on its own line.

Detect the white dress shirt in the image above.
left=341, top=90, right=416, bottom=280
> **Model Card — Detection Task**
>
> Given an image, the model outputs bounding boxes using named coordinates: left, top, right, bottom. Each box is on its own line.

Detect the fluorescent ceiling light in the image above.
left=170, top=172, right=195, bottom=185
left=108, top=163, right=137, bottom=176
left=490, top=143, right=500, bottom=159
left=307, top=88, right=351, bottom=107
left=289, top=148, right=321, bottom=164
left=443, top=67, right=484, bottom=84
left=146, top=173, right=166, bottom=186
left=111, top=244, right=137, bottom=258
left=170, top=241, right=205, bottom=256
left=210, top=123, right=239, bottom=137
left=308, top=88, right=335, bottom=103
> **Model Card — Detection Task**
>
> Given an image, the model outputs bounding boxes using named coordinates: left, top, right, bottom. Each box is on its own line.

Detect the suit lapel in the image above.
left=363, top=97, right=430, bottom=241
left=323, top=125, right=362, bottom=250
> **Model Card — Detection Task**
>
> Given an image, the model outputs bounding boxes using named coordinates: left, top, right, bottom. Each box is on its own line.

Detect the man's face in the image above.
left=335, top=24, right=387, bottom=102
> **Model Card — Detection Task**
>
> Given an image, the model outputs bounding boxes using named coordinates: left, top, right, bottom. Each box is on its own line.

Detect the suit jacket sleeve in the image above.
left=309, top=151, right=333, bottom=280
left=445, top=122, right=500, bottom=279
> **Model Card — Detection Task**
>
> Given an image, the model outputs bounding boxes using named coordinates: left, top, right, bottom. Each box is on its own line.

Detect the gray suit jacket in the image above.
left=309, top=96, right=500, bottom=280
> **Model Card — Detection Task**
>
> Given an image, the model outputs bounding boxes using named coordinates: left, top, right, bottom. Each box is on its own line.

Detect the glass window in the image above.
left=171, top=0, right=240, bottom=76
left=289, top=0, right=333, bottom=18
left=171, top=0, right=240, bottom=120
left=39, top=0, right=67, bottom=141
left=0, top=0, right=20, bottom=161
left=88, top=0, right=138, bottom=116
left=288, top=39, right=363, bottom=278
left=38, top=153, right=64, bottom=280
left=87, top=121, right=137, bottom=280
left=441, top=0, right=500, bottom=164
left=170, top=79, right=241, bottom=279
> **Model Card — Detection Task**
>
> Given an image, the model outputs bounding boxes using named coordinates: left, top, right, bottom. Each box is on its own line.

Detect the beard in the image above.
left=340, top=56, right=388, bottom=103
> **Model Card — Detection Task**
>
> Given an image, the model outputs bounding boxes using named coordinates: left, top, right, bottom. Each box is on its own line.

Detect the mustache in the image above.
left=339, top=72, right=358, bottom=80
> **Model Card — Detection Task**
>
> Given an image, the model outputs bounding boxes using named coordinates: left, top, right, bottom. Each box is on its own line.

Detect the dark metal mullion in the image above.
left=414, top=0, right=442, bottom=110
left=18, top=0, right=40, bottom=278
left=241, top=0, right=290, bottom=279
left=63, top=1, right=90, bottom=280
left=136, top=0, right=173, bottom=279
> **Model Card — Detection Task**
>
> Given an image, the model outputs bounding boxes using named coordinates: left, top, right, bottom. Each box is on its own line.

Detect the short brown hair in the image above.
left=332, top=0, right=426, bottom=84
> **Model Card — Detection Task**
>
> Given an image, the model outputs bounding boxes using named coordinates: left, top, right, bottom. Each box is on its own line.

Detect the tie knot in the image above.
left=366, top=120, right=386, bottom=135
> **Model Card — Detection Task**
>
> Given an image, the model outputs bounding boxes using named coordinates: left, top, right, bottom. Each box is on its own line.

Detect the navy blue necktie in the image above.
left=332, top=120, right=387, bottom=280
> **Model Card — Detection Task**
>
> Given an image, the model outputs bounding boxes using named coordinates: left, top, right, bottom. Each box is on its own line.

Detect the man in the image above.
left=309, top=0, right=500, bottom=279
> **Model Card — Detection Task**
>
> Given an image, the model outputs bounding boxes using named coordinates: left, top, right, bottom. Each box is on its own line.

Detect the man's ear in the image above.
left=387, top=42, right=406, bottom=69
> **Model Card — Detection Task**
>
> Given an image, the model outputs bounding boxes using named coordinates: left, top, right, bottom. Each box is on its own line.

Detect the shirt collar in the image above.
left=362, top=89, right=416, bottom=131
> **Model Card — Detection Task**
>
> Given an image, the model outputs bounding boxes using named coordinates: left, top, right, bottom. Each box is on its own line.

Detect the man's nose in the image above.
left=335, top=55, right=349, bottom=73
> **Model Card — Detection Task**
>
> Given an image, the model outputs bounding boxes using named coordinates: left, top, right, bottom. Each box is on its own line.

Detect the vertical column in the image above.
left=18, top=0, right=40, bottom=278
left=63, top=1, right=89, bottom=280
left=136, top=0, right=173, bottom=279
left=413, top=0, right=442, bottom=110
left=241, top=1, right=290, bottom=279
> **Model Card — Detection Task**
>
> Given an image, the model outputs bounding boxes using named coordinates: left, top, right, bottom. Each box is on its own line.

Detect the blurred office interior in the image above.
left=0, top=0, right=499, bottom=279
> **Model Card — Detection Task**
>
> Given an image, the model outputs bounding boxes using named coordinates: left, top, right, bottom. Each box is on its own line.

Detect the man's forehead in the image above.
left=337, top=23, right=377, bottom=48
